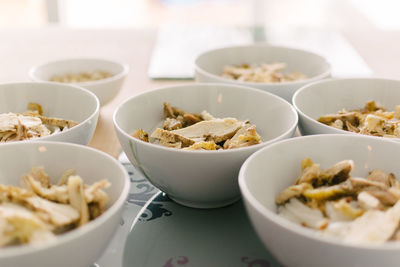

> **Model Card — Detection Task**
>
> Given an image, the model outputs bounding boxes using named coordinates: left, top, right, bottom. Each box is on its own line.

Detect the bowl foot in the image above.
left=168, top=195, right=241, bottom=209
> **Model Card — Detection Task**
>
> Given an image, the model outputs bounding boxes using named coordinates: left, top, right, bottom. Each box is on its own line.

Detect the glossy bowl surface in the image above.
left=293, top=78, right=400, bottom=138
left=0, top=82, right=99, bottom=145
left=0, top=141, right=130, bottom=267
left=114, top=83, right=298, bottom=208
left=195, top=44, right=331, bottom=102
left=29, top=58, right=129, bottom=105
left=239, top=134, right=400, bottom=267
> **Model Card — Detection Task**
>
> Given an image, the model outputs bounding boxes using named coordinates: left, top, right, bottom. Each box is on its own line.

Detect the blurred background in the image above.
left=1, top=0, right=398, bottom=30
left=0, top=0, right=399, bottom=78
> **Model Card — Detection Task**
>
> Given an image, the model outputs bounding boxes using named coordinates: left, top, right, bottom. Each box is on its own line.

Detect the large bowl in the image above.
left=293, top=78, right=400, bottom=138
left=239, top=134, right=400, bottom=267
left=195, top=44, right=331, bottom=102
left=114, top=83, right=298, bottom=208
left=29, top=58, right=129, bottom=105
left=0, top=82, right=99, bottom=145
left=0, top=141, right=130, bottom=267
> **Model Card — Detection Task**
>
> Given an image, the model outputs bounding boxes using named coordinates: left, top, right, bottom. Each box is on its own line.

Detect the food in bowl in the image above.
left=221, top=62, right=307, bottom=83
left=50, top=71, right=112, bottom=83
left=132, top=102, right=261, bottom=150
left=318, top=100, right=400, bottom=138
left=276, top=157, right=400, bottom=244
left=0, top=166, right=110, bottom=247
left=0, top=103, right=78, bottom=142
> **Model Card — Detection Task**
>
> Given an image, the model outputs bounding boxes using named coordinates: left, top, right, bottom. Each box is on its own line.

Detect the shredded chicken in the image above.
left=221, top=62, right=307, bottom=83
left=0, top=167, right=110, bottom=248
left=132, top=102, right=262, bottom=150
left=0, top=103, right=78, bottom=142
left=318, top=101, right=400, bottom=138
left=277, top=158, right=400, bottom=244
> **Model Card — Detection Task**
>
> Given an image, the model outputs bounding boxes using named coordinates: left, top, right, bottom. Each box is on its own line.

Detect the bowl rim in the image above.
left=0, top=81, right=100, bottom=143
left=113, top=82, right=299, bottom=155
left=239, top=134, right=400, bottom=250
left=29, top=57, right=130, bottom=86
left=0, top=141, right=130, bottom=258
left=292, top=77, right=400, bottom=137
left=194, top=43, right=332, bottom=87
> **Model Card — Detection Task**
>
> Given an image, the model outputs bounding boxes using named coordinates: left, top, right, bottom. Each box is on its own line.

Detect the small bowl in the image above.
left=0, top=82, right=99, bottom=145
left=113, top=83, right=298, bottom=208
left=0, top=141, right=130, bottom=267
left=29, top=58, right=129, bottom=105
left=239, top=134, right=400, bottom=267
left=293, top=78, right=400, bottom=137
left=195, top=44, right=331, bottom=102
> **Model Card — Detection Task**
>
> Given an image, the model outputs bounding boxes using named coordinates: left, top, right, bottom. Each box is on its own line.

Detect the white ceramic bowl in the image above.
left=114, top=83, right=298, bottom=208
left=195, top=44, right=331, bottom=102
left=239, top=134, right=400, bottom=267
left=0, top=141, right=130, bottom=267
left=0, top=82, right=99, bottom=145
left=293, top=78, right=400, bottom=138
left=29, top=58, right=129, bottom=105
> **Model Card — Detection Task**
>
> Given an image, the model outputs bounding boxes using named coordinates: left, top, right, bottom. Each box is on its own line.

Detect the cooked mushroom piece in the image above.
left=275, top=183, right=313, bottom=205
left=277, top=158, right=400, bottom=244
left=318, top=112, right=360, bottom=126
left=0, top=103, right=78, bottom=142
left=171, top=118, right=244, bottom=143
left=318, top=101, right=400, bottom=138
left=223, top=124, right=261, bottom=149
left=0, top=203, right=55, bottom=247
left=133, top=103, right=262, bottom=150
left=323, top=160, right=354, bottom=185
left=132, top=129, right=149, bottom=142
left=295, top=158, right=321, bottom=185
left=68, top=176, right=89, bottom=226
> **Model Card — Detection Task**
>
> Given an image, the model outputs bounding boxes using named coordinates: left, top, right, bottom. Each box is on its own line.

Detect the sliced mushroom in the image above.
left=366, top=169, right=392, bottom=187
left=318, top=112, right=360, bottom=126
left=27, top=102, right=43, bottom=115
left=162, top=118, right=183, bottom=131
left=183, top=141, right=218, bottom=151
left=38, top=116, right=78, bottom=129
left=163, top=102, right=175, bottom=118
left=132, top=129, right=149, bottom=142
left=57, top=169, right=76, bottom=186
left=151, top=128, right=195, bottom=148
left=26, top=196, right=80, bottom=227
left=223, top=124, right=261, bottom=149
left=275, top=183, right=313, bottom=205
left=84, top=179, right=110, bottom=211
left=171, top=118, right=245, bottom=143
left=68, top=176, right=89, bottom=226
left=323, top=160, right=354, bottom=185
left=0, top=203, right=54, bottom=247
left=302, top=182, right=353, bottom=201
left=29, top=166, right=51, bottom=188
left=348, top=177, right=388, bottom=191
left=345, top=121, right=360, bottom=132
left=200, top=110, right=216, bottom=121
left=295, top=158, right=321, bottom=185
left=359, top=114, right=385, bottom=135
left=364, top=190, right=398, bottom=206
left=22, top=174, right=69, bottom=203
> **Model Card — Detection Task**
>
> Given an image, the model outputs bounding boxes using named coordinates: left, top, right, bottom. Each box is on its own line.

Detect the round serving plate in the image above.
left=123, top=192, right=280, bottom=267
